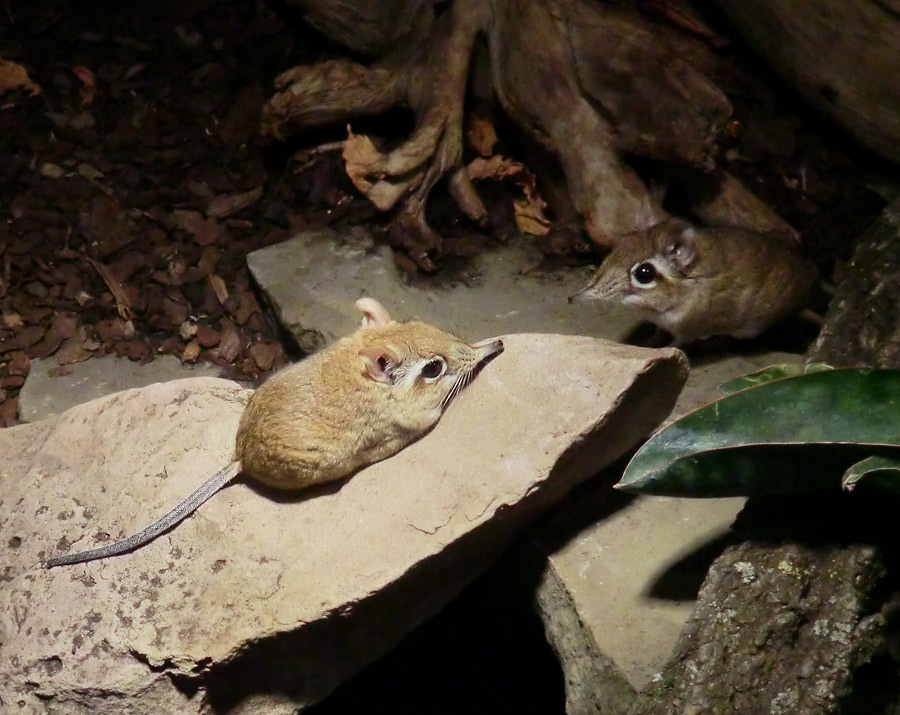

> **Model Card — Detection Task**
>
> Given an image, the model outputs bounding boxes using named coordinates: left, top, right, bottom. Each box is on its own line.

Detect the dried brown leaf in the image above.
left=216, top=324, right=242, bottom=363
left=207, top=186, right=264, bottom=219
left=80, top=196, right=135, bottom=258
left=513, top=197, right=551, bottom=237
left=208, top=274, right=229, bottom=305
left=95, top=318, right=127, bottom=342
left=467, top=155, right=550, bottom=236
left=445, top=235, right=486, bottom=258
left=57, top=326, right=99, bottom=365
left=249, top=341, right=280, bottom=371
left=0, top=325, right=43, bottom=354
left=197, top=246, right=221, bottom=275
left=0, top=396, right=18, bottom=428
left=343, top=130, right=381, bottom=189
left=179, top=321, right=198, bottom=340
left=30, top=331, right=65, bottom=360
left=287, top=213, right=307, bottom=234
left=72, top=66, right=96, bottom=106
left=393, top=251, right=420, bottom=274
left=222, top=292, right=242, bottom=319
left=19, top=306, right=52, bottom=324
left=466, top=117, right=498, bottom=157
left=41, top=162, right=66, bottom=179
left=7, top=351, right=30, bottom=377
left=156, top=336, right=182, bottom=357
left=162, top=291, right=190, bottom=326
left=85, top=256, right=135, bottom=320
left=466, top=155, right=524, bottom=181
left=196, top=325, right=220, bottom=348
left=183, top=339, right=201, bottom=363
left=125, top=340, right=151, bottom=362
left=52, top=312, right=79, bottom=340
left=0, top=59, right=40, bottom=96
left=343, top=128, right=418, bottom=211
left=172, top=209, right=222, bottom=246
left=76, top=162, right=103, bottom=182
left=234, top=287, right=259, bottom=326
left=62, top=271, right=84, bottom=301
left=1, top=312, right=24, bottom=330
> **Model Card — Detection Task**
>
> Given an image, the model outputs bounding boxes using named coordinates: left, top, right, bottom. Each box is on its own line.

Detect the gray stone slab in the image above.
left=246, top=228, right=639, bottom=353
left=247, top=229, right=806, bottom=710
left=18, top=354, right=223, bottom=423
left=533, top=351, right=803, bottom=713
left=1, top=334, right=686, bottom=714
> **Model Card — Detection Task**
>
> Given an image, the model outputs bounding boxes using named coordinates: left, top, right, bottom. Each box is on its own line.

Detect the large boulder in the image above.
left=0, top=333, right=686, bottom=714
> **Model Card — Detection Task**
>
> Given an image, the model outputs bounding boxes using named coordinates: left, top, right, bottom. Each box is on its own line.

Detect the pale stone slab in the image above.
left=0, top=333, right=687, bottom=715
left=246, top=228, right=639, bottom=353
left=18, top=353, right=223, bottom=423
left=533, top=351, right=802, bottom=712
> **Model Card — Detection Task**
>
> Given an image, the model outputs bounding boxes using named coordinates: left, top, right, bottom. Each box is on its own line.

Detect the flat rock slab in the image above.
left=246, top=228, right=639, bottom=353
left=18, top=353, right=223, bottom=423
left=533, top=351, right=802, bottom=713
left=0, top=334, right=687, bottom=715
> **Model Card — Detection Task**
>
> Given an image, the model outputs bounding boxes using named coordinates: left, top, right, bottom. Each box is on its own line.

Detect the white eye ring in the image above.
left=420, top=357, right=446, bottom=380
left=630, top=261, right=659, bottom=289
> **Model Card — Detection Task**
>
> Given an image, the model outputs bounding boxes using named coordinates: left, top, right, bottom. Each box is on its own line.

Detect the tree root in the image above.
left=264, top=0, right=793, bottom=263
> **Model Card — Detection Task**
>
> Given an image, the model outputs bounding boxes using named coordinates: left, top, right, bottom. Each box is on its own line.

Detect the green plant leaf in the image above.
left=717, top=362, right=834, bottom=396
left=616, top=368, right=900, bottom=496
left=842, top=455, right=900, bottom=494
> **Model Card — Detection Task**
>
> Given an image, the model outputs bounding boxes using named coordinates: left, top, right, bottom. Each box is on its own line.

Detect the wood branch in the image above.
left=690, top=172, right=799, bottom=243
left=713, top=1, right=900, bottom=165
left=264, top=0, right=741, bottom=256
left=562, top=0, right=731, bottom=166
left=283, top=0, right=425, bottom=57
left=262, top=61, right=401, bottom=138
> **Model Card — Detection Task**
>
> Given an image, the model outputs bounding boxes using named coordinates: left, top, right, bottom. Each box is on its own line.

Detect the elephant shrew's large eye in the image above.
left=631, top=262, right=657, bottom=286
left=421, top=358, right=445, bottom=379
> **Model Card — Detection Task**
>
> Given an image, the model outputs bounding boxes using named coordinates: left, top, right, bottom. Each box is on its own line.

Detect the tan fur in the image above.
left=236, top=312, right=502, bottom=489
left=571, top=219, right=819, bottom=345
left=45, top=299, right=502, bottom=568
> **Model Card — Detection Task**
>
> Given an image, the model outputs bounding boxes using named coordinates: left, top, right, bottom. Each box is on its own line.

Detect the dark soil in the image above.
left=0, top=0, right=378, bottom=427
left=0, top=0, right=897, bottom=712
left=0, top=4, right=567, bottom=711
left=0, top=0, right=894, bottom=430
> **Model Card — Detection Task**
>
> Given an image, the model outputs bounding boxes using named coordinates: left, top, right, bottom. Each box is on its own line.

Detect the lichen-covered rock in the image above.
left=0, top=334, right=687, bottom=714
left=630, top=496, right=889, bottom=715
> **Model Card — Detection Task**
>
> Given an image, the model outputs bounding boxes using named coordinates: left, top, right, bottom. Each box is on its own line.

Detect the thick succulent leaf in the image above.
left=616, top=368, right=900, bottom=496
left=842, top=455, right=900, bottom=494
left=717, top=362, right=834, bottom=396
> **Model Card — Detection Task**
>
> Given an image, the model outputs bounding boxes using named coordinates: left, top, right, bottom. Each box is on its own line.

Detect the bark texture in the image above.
left=808, top=196, right=900, bottom=368
left=630, top=495, right=896, bottom=715
left=713, top=1, right=900, bottom=165
left=263, top=0, right=791, bottom=265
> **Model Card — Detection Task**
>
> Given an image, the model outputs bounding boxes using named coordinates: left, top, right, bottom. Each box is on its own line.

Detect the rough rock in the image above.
left=529, top=351, right=802, bottom=713
left=808, top=195, right=900, bottom=368
left=18, top=354, right=223, bottom=423
left=246, top=228, right=639, bottom=353
left=629, top=497, right=890, bottom=715
left=0, top=333, right=687, bottom=714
